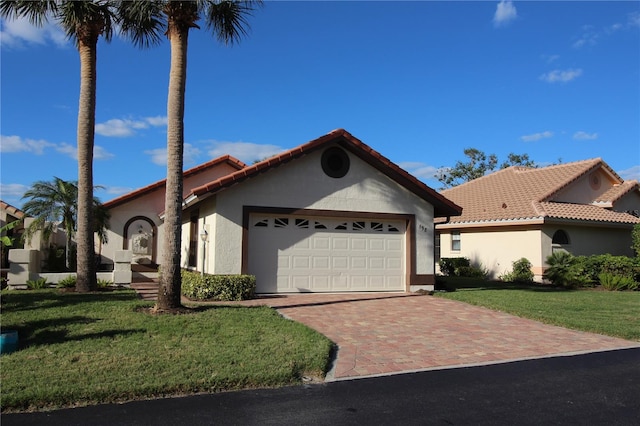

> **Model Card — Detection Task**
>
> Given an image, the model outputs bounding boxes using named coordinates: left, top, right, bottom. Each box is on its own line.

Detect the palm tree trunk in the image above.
left=75, top=37, right=98, bottom=293
left=156, top=24, right=188, bottom=311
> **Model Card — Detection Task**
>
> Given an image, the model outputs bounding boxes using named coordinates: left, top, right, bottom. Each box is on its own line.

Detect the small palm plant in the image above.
left=543, top=251, right=588, bottom=288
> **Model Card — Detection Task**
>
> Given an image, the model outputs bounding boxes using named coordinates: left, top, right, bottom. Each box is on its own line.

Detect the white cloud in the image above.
left=398, top=162, right=439, bottom=180
left=539, top=68, right=583, bottom=83
left=542, top=54, right=560, bottom=64
left=493, top=1, right=518, bottom=28
left=96, top=186, right=134, bottom=197
left=95, top=116, right=167, bottom=137
left=0, top=183, right=30, bottom=198
left=0, top=16, right=67, bottom=49
left=54, top=143, right=114, bottom=160
left=144, top=148, right=167, bottom=166
left=145, top=143, right=201, bottom=166
left=618, top=165, right=640, bottom=182
left=0, top=135, right=53, bottom=154
left=520, top=131, right=554, bottom=142
left=206, top=141, right=284, bottom=163
left=573, top=131, right=598, bottom=141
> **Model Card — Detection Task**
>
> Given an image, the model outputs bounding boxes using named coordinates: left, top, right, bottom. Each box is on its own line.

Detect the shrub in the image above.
left=543, top=251, right=590, bottom=289
left=599, top=272, right=638, bottom=291
left=500, top=258, right=534, bottom=283
left=57, top=275, right=76, bottom=288
left=181, top=269, right=256, bottom=301
left=439, top=258, right=470, bottom=276
left=455, top=265, right=488, bottom=279
left=97, top=278, right=113, bottom=289
left=26, top=278, right=48, bottom=289
left=632, top=223, right=640, bottom=258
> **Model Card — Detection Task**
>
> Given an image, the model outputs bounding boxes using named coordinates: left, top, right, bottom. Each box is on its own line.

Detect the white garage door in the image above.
left=248, top=214, right=406, bottom=293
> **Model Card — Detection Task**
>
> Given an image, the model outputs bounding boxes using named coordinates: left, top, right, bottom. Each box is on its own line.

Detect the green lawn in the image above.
left=0, top=289, right=333, bottom=412
left=435, top=277, right=640, bottom=342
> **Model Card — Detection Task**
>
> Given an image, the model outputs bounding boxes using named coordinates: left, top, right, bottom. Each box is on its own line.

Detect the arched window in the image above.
left=552, top=230, right=570, bottom=245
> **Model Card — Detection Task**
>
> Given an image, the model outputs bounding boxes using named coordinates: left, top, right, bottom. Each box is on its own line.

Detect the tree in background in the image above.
left=118, top=0, right=262, bottom=311
left=21, top=177, right=110, bottom=272
left=437, top=148, right=539, bottom=189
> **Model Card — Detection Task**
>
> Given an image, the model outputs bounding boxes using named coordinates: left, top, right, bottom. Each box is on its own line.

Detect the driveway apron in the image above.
left=225, top=293, right=639, bottom=381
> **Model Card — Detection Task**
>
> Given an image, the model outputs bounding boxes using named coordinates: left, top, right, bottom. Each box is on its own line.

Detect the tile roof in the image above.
left=439, top=158, right=640, bottom=226
left=594, top=180, right=640, bottom=205
left=104, top=155, right=246, bottom=209
left=0, top=200, right=25, bottom=219
left=186, top=129, right=462, bottom=217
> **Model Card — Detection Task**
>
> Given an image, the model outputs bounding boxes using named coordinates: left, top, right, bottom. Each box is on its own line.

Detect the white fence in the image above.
left=6, top=249, right=132, bottom=290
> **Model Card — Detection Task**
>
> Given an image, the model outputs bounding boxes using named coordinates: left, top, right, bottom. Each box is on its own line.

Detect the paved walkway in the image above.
left=132, top=286, right=639, bottom=381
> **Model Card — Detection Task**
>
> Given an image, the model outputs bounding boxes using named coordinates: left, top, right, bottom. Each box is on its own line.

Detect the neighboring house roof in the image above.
left=184, top=129, right=462, bottom=218
left=0, top=200, right=25, bottom=220
left=104, top=155, right=246, bottom=209
left=438, top=158, right=640, bottom=227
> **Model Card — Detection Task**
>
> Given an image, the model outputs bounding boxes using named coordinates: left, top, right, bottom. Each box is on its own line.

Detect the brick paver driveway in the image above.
left=228, top=293, right=639, bottom=381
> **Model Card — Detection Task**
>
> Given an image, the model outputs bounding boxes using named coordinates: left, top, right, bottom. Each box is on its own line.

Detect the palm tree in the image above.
left=21, top=177, right=110, bottom=272
left=118, top=0, right=262, bottom=311
left=0, top=0, right=118, bottom=292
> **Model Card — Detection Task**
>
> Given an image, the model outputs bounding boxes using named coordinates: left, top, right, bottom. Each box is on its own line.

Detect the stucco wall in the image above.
left=439, top=227, right=543, bottom=279
left=205, top=145, right=436, bottom=277
left=102, top=190, right=164, bottom=265
left=543, top=224, right=635, bottom=258
left=551, top=170, right=614, bottom=204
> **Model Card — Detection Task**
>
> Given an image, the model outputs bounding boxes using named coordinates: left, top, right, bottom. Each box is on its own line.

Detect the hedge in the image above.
left=181, top=269, right=256, bottom=301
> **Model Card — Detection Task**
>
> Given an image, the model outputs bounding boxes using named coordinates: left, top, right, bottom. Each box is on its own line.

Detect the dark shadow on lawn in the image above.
left=196, top=293, right=418, bottom=310
left=4, top=315, right=145, bottom=350
left=0, top=289, right=139, bottom=313
left=436, top=278, right=573, bottom=293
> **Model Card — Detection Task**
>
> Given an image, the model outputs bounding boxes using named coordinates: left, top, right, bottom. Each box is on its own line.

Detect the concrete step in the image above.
left=130, top=282, right=159, bottom=301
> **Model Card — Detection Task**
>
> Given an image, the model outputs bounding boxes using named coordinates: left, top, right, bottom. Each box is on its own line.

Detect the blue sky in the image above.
left=1, top=1, right=639, bottom=209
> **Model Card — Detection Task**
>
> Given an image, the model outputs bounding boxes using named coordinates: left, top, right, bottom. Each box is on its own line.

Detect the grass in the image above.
left=0, top=289, right=333, bottom=412
left=435, top=277, right=640, bottom=342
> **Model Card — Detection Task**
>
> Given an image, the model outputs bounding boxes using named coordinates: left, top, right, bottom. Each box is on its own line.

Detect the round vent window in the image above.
left=589, top=173, right=601, bottom=190
left=321, top=147, right=350, bottom=178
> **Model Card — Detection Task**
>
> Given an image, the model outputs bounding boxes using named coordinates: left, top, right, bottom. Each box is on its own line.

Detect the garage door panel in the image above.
left=249, top=214, right=406, bottom=293
left=292, top=256, right=310, bottom=269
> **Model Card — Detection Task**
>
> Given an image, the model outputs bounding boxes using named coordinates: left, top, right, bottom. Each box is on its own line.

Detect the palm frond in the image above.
left=203, top=0, right=262, bottom=45
left=116, top=0, right=164, bottom=48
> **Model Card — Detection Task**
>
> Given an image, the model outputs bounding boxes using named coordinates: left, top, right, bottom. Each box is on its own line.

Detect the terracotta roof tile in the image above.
left=440, top=159, right=640, bottom=226
left=188, top=129, right=462, bottom=217
left=595, top=180, right=640, bottom=204
left=0, top=200, right=25, bottom=219
left=537, top=201, right=640, bottom=224
left=104, top=155, right=246, bottom=209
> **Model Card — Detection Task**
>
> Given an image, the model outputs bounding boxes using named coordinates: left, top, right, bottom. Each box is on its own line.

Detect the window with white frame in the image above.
left=451, top=231, right=461, bottom=251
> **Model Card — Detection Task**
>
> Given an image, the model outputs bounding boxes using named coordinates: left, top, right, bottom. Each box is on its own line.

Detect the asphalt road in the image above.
left=3, top=348, right=639, bottom=425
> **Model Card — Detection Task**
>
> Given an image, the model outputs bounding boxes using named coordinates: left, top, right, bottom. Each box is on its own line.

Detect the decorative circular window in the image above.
left=321, top=147, right=350, bottom=178
left=589, top=173, right=601, bottom=190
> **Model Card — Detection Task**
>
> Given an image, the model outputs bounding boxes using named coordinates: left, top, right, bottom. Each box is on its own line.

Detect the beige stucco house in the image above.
left=102, top=129, right=461, bottom=293
left=436, top=159, right=640, bottom=281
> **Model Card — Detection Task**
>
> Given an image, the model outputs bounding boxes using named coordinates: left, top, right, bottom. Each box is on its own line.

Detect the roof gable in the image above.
left=439, top=158, right=640, bottom=226
left=185, top=129, right=462, bottom=217
left=104, top=155, right=246, bottom=209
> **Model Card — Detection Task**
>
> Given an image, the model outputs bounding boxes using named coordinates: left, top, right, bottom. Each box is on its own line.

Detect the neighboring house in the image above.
left=436, top=158, right=640, bottom=281
left=102, top=129, right=461, bottom=293
left=1, top=200, right=26, bottom=271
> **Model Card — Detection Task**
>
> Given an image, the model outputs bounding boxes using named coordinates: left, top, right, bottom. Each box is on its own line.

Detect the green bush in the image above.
left=26, top=278, right=48, bottom=289
left=632, top=223, right=640, bottom=257
left=181, top=269, right=256, bottom=301
left=455, top=265, right=488, bottom=279
left=56, top=275, right=76, bottom=288
left=599, top=272, right=638, bottom=291
left=439, top=257, right=470, bottom=276
left=500, top=258, right=534, bottom=283
left=97, top=278, right=113, bottom=288
left=576, top=254, right=640, bottom=286
left=543, top=251, right=590, bottom=289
